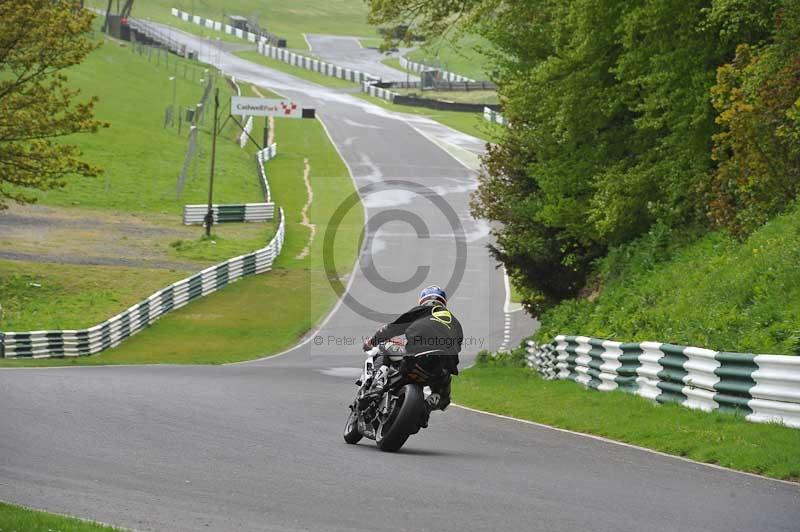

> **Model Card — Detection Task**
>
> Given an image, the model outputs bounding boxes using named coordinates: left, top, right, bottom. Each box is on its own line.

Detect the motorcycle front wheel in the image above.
left=343, top=405, right=363, bottom=444
left=376, top=383, right=425, bottom=452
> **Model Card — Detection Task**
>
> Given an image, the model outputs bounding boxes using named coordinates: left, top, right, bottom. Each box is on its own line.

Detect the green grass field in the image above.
left=31, top=38, right=262, bottom=214
left=0, top=502, right=123, bottom=532
left=0, top=17, right=362, bottom=365
left=90, top=0, right=376, bottom=50
left=0, top=112, right=363, bottom=366
left=454, top=360, right=800, bottom=481
left=407, top=33, right=495, bottom=81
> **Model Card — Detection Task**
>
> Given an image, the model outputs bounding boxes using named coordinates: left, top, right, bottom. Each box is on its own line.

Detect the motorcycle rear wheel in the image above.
left=376, top=384, right=425, bottom=452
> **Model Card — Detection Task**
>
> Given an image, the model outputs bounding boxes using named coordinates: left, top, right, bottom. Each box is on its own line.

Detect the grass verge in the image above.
left=0, top=501, right=122, bottom=531
left=453, top=362, right=800, bottom=481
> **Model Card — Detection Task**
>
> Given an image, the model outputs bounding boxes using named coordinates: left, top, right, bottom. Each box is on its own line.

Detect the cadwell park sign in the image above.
left=231, top=96, right=302, bottom=118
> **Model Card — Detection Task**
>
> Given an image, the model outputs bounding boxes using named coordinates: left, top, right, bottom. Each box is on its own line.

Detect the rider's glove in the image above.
left=362, top=337, right=374, bottom=352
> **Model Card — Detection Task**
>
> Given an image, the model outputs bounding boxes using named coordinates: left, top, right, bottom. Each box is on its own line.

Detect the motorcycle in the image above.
left=343, top=345, right=446, bottom=452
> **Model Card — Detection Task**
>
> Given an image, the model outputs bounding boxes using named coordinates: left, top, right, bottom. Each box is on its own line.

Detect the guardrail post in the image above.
left=0, top=332, right=5, bottom=358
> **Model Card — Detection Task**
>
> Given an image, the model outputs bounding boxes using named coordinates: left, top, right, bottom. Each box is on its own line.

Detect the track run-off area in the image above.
left=1, top=23, right=798, bottom=532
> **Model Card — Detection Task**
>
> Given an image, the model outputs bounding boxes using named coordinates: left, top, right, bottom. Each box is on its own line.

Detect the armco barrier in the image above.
left=256, top=40, right=379, bottom=85
left=0, top=208, right=285, bottom=359
left=484, top=106, right=507, bottom=126
left=362, top=81, right=398, bottom=103
left=183, top=203, right=275, bottom=224
left=171, top=8, right=286, bottom=47
left=183, top=143, right=277, bottom=225
left=527, top=336, right=800, bottom=428
left=398, top=55, right=475, bottom=83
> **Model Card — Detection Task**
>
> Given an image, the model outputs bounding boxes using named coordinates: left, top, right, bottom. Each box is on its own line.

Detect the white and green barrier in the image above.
left=256, top=40, right=379, bottom=85
left=361, top=81, right=399, bottom=103
left=183, top=143, right=277, bottom=225
left=527, top=336, right=800, bottom=429
left=0, top=209, right=285, bottom=359
left=484, top=106, right=506, bottom=126
left=170, top=8, right=285, bottom=46
left=398, top=56, right=475, bottom=83
left=183, top=203, right=275, bottom=224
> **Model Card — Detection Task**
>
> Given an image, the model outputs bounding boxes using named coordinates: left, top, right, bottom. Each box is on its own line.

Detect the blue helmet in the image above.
left=419, top=284, right=447, bottom=306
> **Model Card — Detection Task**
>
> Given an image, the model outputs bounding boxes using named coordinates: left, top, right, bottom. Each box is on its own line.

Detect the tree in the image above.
left=369, top=0, right=790, bottom=315
left=0, top=0, right=105, bottom=209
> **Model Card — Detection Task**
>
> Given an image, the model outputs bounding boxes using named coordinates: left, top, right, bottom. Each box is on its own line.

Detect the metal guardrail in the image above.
left=257, top=40, right=379, bottom=85
left=361, top=81, right=398, bottom=103
left=398, top=56, right=475, bottom=83
left=1, top=209, right=285, bottom=359
left=527, top=336, right=800, bottom=429
left=183, top=203, right=275, bottom=224
left=171, top=8, right=286, bottom=47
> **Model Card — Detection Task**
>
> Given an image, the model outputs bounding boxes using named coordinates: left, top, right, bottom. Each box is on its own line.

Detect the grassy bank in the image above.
left=531, top=201, right=800, bottom=355
left=0, top=502, right=123, bottom=531
left=33, top=37, right=262, bottom=214
left=0, top=114, right=363, bottom=366
left=92, top=0, right=375, bottom=50
left=453, top=361, right=800, bottom=481
left=407, top=33, right=494, bottom=81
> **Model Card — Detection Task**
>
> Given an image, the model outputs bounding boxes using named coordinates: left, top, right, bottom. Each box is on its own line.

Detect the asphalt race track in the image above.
left=1, top=25, right=798, bottom=532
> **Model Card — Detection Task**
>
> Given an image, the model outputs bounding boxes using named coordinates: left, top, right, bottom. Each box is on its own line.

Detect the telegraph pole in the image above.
left=205, top=87, right=220, bottom=237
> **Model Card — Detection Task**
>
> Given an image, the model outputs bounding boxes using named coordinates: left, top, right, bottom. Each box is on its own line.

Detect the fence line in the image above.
left=170, top=8, right=286, bottom=47
left=398, top=55, right=475, bottom=83
left=256, top=40, right=379, bottom=85
left=527, top=336, right=800, bottom=429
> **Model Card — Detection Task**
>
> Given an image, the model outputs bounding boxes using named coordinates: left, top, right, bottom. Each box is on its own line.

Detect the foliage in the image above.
left=703, top=3, right=800, bottom=236
left=474, top=347, right=527, bottom=367
left=0, top=1, right=105, bottom=208
left=369, top=1, right=799, bottom=315
left=532, top=199, right=800, bottom=355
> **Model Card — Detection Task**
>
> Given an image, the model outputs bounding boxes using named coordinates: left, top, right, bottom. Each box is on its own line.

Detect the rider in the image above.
left=362, top=285, right=463, bottom=412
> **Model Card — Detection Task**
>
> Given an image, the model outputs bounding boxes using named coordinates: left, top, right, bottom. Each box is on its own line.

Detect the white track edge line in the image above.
left=452, top=403, right=800, bottom=487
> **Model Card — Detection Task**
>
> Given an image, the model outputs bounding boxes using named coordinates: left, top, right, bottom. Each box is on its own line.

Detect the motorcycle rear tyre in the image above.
left=376, top=384, right=425, bottom=452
